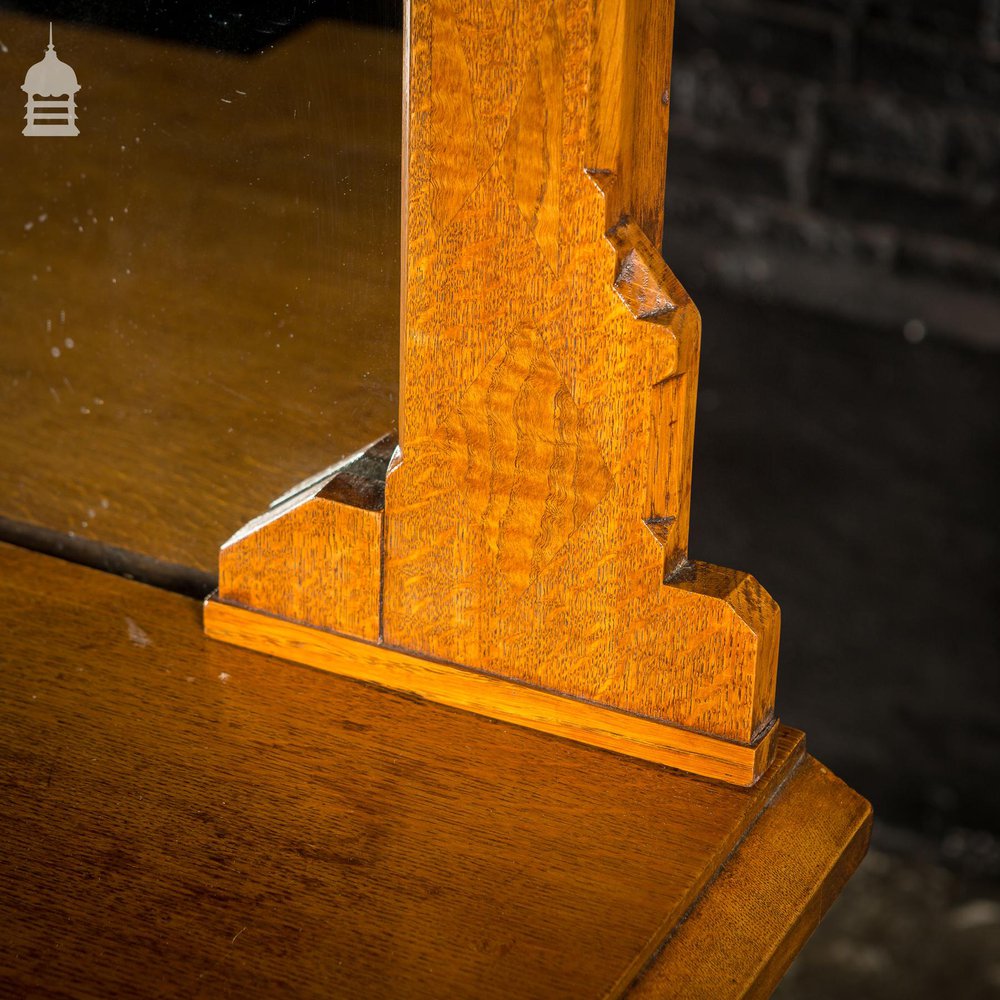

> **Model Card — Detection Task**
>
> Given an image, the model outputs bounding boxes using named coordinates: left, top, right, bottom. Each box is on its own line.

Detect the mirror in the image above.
left=0, top=2, right=403, bottom=575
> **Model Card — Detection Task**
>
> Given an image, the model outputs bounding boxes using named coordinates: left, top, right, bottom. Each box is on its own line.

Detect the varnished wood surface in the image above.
left=0, top=543, right=870, bottom=998
left=1, top=9, right=871, bottom=989
left=0, top=14, right=400, bottom=574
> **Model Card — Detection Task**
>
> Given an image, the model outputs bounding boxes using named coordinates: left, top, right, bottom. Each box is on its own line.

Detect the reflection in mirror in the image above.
left=0, top=2, right=403, bottom=578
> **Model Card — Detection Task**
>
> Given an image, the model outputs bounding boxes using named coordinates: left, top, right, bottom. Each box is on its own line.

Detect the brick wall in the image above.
left=16, top=0, right=999, bottom=345
left=665, top=0, right=1000, bottom=348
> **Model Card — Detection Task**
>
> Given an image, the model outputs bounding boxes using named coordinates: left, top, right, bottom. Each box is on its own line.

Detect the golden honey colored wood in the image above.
left=384, top=0, right=780, bottom=746
left=218, top=434, right=396, bottom=642
left=0, top=543, right=871, bottom=999
left=212, top=0, right=782, bottom=783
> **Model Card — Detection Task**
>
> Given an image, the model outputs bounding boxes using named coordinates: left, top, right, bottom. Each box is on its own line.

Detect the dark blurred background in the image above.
left=665, top=0, right=1000, bottom=843
left=662, top=10, right=1000, bottom=986
left=5, top=0, right=999, bottom=988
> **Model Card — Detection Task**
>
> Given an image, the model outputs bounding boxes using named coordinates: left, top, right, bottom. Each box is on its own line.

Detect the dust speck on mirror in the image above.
left=1, top=0, right=404, bottom=565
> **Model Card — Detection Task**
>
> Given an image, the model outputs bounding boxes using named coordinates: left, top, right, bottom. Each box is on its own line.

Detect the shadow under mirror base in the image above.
left=204, top=596, right=778, bottom=786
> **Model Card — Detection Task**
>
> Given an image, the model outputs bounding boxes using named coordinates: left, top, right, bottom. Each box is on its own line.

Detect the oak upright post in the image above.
left=207, top=0, right=782, bottom=785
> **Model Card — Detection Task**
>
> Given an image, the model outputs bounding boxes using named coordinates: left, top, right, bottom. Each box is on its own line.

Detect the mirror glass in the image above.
left=0, top=2, right=402, bottom=574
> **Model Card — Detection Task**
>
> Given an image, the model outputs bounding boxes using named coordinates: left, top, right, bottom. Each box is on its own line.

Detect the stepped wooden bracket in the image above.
left=205, top=0, right=782, bottom=786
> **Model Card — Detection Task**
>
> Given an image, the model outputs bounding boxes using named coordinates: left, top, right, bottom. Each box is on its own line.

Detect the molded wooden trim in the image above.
left=627, top=756, right=873, bottom=998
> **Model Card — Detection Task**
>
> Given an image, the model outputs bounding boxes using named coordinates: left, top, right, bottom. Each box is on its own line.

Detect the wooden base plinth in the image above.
left=205, top=597, right=778, bottom=786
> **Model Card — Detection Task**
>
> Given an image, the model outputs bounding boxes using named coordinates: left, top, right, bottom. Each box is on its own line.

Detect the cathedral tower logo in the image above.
left=22, top=23, right=80, bottom=137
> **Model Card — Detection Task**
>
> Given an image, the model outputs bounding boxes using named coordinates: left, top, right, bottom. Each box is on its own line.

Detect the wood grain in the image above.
left=384, top=0, right=780, bottom=745
left=0, top=542, right=869, bottom=999
left=0, top=14, right=401, bottom=573
left=205, top=597, right=778, bottom=785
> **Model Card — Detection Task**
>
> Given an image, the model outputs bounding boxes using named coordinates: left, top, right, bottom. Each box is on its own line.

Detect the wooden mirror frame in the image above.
left=206, top=0, right=781, bottom=787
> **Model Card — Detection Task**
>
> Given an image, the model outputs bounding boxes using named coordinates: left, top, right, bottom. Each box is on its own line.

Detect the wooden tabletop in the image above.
left=0, top=14, right=400, bottom=575
left=0, top=542, right=870, bottom=998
